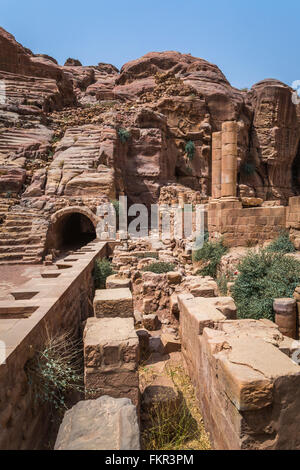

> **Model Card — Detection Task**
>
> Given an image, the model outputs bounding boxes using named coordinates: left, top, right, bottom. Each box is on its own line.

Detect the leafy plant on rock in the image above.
left=142, top=262, right=176, bottom=274
left=193, top=239, right=228, bottom=279
left=25, top=331, right=83, bottom=411
left=185, top=141, right=195, bottom=161
left=118, top=128, right=131, bottom=143
left=110, top=199, right=120, bottom=217
left=94, top=258, right=115, bottom=289
left=232, top=249, right=300, bottom=321
left=266, top=230, right=295, bottom=254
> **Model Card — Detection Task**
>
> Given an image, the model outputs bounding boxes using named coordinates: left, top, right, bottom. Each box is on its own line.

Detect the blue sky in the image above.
left=1, top=0, right=299, bottom=89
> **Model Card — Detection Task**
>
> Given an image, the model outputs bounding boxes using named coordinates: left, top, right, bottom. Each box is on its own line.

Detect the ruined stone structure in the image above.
left=178, top=293, right=300, bottom=450
left=1, top=25, right=300, bottom=451
left=84, top=288, right=139, bottom=407
left=0, top=240, right=110, bottom=449
left=1, top=27, right=300, bottom=264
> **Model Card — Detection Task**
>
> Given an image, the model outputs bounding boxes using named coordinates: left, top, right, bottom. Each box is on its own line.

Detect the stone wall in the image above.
left=0, top=240, right=109, bottom=450
left=178, top=293, right=300, bottom=450
left=208, top=198, right=286, bottom=247
left=287, top=196, right=300, bottom=249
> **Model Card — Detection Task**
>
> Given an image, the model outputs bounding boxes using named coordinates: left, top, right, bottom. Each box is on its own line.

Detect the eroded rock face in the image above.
left=244, top=79, right=300, bottom=202
left=0, top=26, right=300, bottom=262
left=0, top=27, right=75, bottom=110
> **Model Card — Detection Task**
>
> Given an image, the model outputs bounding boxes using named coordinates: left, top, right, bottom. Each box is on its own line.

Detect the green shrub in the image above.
left=142, top=262, right=176, bottom=274
left=193, top=239, right=228, bottom=278
left=185, top=141, right=195, bottom=161
left=118, top=128, right=131, bottom=143
left=232, top=250, right=300, bottom=321
left=94, top=258, right=114, bottom=288
left=110, top=199, right=120, bottom=217
left=25, top=331, right=83, bottom=411
left=266, top=231, right=295, bottom=254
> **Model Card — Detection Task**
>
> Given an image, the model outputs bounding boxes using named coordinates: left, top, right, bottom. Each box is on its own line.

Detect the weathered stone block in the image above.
left=136, top=329, right=150, bottom=359
left=160, top=333, right=181, bottom=354
left=209, top=297, right=237, bottom=319
left=84, top=317, right=139, bottom=406
left=143, top=314, right=160, bottom=331
left=167, top=272, right=182, bottom=285
left=106, top=275, right=132, bottom=290
left=93, top=288, right=133, bottom=318
left=55, top=396, right=140, bottom=450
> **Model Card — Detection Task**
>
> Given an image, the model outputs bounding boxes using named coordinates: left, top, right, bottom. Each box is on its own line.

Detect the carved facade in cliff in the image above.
left=0, top=26, right=300, bottom=262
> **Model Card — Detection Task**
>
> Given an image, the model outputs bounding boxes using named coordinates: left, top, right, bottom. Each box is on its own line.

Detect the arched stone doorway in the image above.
left=46, top=206, right=97, bottom=251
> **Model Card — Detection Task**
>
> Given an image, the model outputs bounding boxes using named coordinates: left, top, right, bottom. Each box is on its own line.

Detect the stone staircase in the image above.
left=0, top=208, right=48, bottom=264
left=0, top=198, right=17, bottom=223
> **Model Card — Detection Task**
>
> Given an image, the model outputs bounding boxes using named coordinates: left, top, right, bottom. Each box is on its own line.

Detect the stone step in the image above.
left=0, top=226, right=31, bottom=234
left=0, top=239, right=31, bottom=247
left=0, top=244, right=44, bottom=254
left=5, top=220, right=33, bottom=227
left=0, top=259, right=41, bottom=265
left=6, top=213, right=36, bottom=219
left=0, top=253, right=23, bottom=261
left=0, top=237, right=39, bottom=246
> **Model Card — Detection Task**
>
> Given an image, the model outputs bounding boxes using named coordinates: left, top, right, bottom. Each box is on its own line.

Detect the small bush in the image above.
left=193, top=239, right=228, bottom=278
left=232, top=249, right=300, bottom=321
left=185, top=141, right=195, bottom=161
left=94, top=258, right=114, bottom=288
left=118, top=128, right=131, bottom=143
left=142, top=262, right=175, bottom=274
left=266, top=231, right=295, bottom=254
left=25, top=331, right=83, bottom=411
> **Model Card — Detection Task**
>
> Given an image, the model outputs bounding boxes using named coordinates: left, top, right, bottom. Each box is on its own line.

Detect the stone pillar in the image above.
left=84, top=317, right=140, bottom=407
left=211, top=132, right=222, bottom=199
left=273, top=298, right=297, bottom=339
left=221, top=121, right=238, bottom=198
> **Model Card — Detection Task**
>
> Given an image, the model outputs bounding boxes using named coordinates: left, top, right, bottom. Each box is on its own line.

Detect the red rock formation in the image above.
left=245, top=79, right=300, bottom=202
left=0, top=27, right=75, bottom=109
left=0, top=26, right=299, bottom=261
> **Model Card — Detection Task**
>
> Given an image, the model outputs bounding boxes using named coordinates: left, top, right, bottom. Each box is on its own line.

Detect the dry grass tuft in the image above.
left=141, top=363, right=211, bottom=450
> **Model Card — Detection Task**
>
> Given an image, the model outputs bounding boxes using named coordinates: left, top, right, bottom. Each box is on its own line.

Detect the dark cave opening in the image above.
left=48, top=213, right=96, bottom=252
left=292, top=141, right=300, bottom=195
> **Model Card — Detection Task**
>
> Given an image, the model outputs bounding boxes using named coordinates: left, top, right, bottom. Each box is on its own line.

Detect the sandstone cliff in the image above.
left=0, top=27, right=300, bottom=261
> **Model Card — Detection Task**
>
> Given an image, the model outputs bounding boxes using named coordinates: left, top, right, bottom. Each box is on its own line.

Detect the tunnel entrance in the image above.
left=292, top=141, right=300, bottom=195
left=47, top=212, right=96, bottom=252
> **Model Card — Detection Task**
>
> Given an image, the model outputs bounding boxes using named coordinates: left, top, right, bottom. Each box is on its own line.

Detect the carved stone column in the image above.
left=221, top=121, right=238, bottom=198
left=211, top=131, right=222, bottom=199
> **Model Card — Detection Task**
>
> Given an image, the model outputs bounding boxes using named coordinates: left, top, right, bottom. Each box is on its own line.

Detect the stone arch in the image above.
left=46, top=206, right=98, bottom=252
left=50, top=206, right=98, bottom=227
